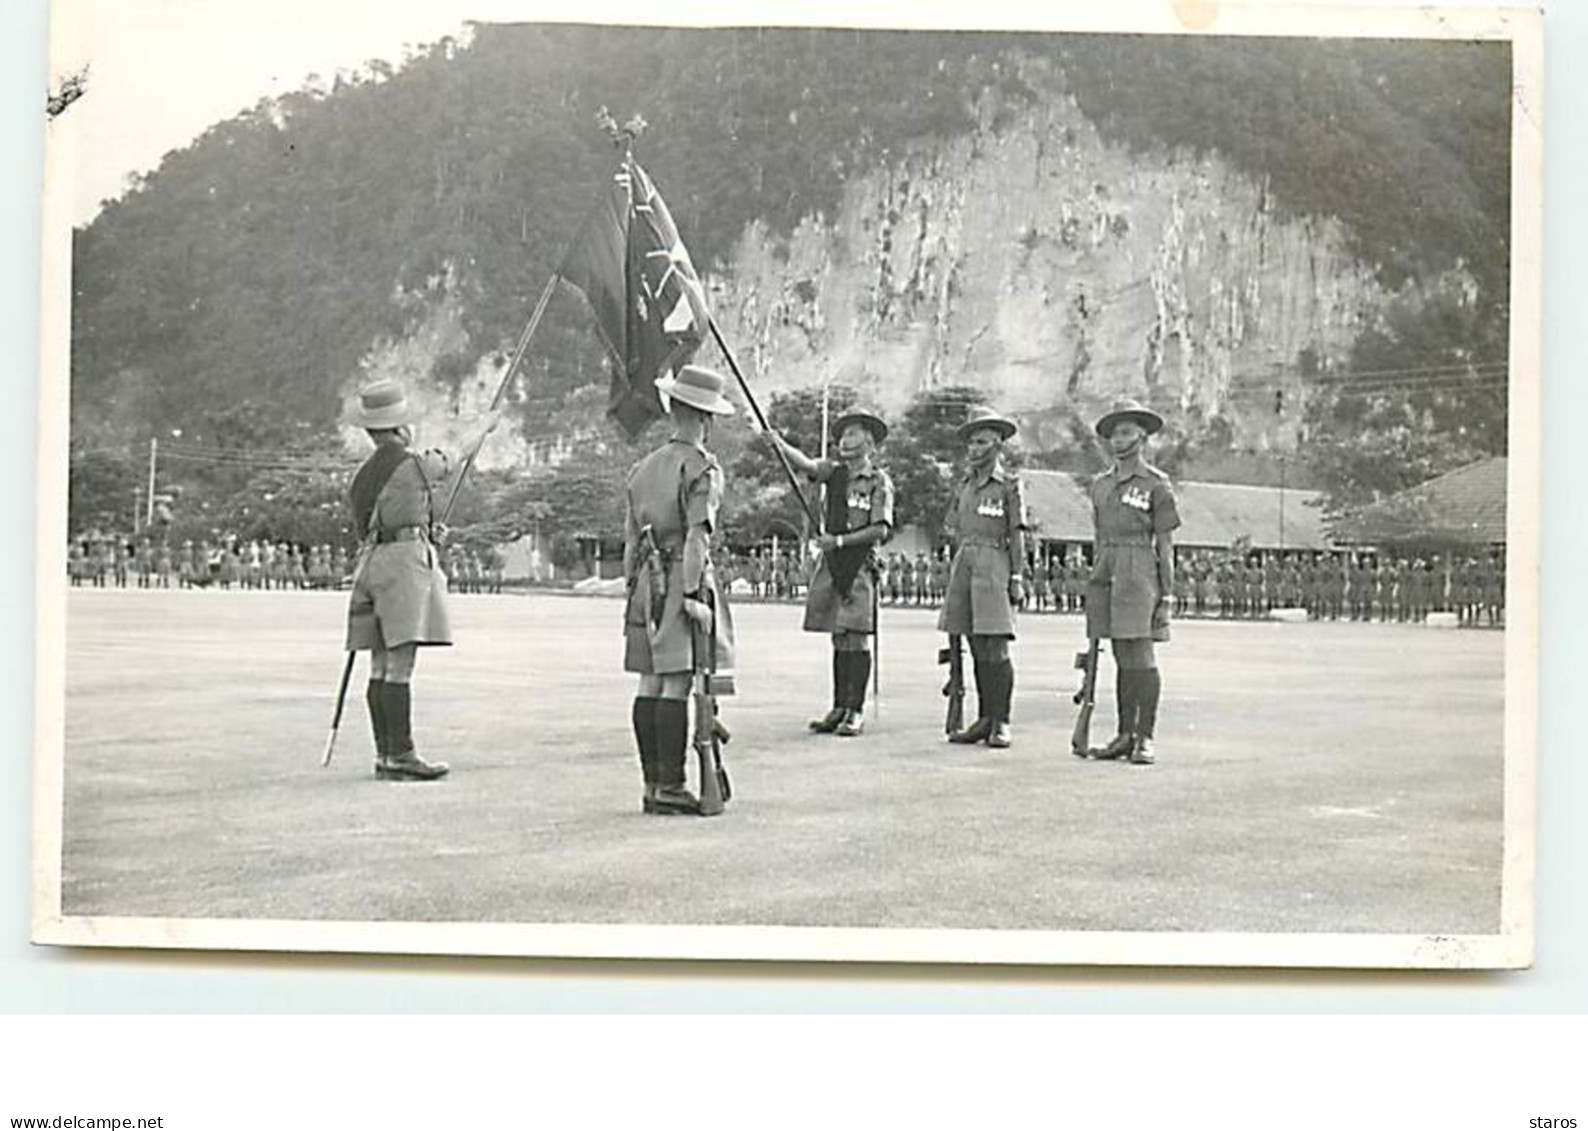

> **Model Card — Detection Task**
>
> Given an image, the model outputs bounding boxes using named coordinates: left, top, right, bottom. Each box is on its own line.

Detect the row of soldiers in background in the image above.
left=717, top=548, right=952, bottom=606
left=716, top=549, right=808, bottom=601
left=442, top=545, right=506, bottom=594
left=68, top=533, right=352, bottom=590
left=67, top=531, right=506, bottom=596
left=1057, top=547, right=1504, bottom=627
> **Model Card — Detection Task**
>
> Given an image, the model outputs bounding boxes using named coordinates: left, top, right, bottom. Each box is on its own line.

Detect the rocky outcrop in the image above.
left=705, top=56, right=1387, bottom=454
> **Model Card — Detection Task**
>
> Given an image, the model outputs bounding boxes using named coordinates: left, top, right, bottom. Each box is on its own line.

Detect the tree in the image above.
left=722, top=385, right=859, bottom=544
left=884, top=385, right=985, bottom=540
left=68, top=447, right=139, bottom=532
left=1300, top=283, right=1504, bottom=511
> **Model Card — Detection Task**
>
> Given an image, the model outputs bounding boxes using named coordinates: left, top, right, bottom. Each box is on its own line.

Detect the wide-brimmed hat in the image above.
left=656, top=364, right=736, bottom=416
left=347, top=379, right=418, bottom=430
left=1094, top=398, right=1164, bottom=438
left=957, top=406, right=1018, bottom=441
left=833, top=406, right=888, bottom=444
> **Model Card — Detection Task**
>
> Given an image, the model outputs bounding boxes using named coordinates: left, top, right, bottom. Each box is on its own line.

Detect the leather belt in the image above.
left=1098, top=534, right=1154, bottom=547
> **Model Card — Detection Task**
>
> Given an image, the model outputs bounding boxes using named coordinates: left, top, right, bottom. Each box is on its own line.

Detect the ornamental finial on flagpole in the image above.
left=596, top=106, right=647, bottom=152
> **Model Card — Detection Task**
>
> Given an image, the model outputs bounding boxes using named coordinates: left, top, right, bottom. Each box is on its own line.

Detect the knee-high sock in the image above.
left=849, top=652, right=872, bottom=710
left=631, top=696, right=660, bottom=785
left=1136, top=669, right=1161, bottom=739
left=1116, top=669, right=1138, bottom=736
left=381, top=682, right=414, bottom=757
left=971, top=656, right=989, bottom=721
left=365, top=678, right=387, bottom=757
left=653, top=699, right=689, bottom=788
left=996, top=660, right=1014, bottom=724
left=830, top=650, right=845, bottom=709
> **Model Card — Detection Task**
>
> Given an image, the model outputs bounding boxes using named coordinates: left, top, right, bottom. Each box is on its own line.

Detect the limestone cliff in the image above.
left=705, top=57, right=1387, bottom=454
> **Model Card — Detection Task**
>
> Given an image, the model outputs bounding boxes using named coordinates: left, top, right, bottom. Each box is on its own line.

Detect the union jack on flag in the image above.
left=559, top=156, right=712, bottom=438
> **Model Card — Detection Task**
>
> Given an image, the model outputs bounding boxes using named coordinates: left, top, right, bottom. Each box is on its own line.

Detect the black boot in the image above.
left=836, top=651, right=871, bottom=736
left=366, top=678, right=388, bottom=774
left=809, top=651, right=848, bottom=733
left=650, top=699, right=698, bottom=814
left=633, top=696, right=661, bottom=811
left=1092, top=670, right=1137, bottom=760
left=1130, top=669, right=1161, bottom=765
left=376, top=682, right=449, bottom=781
left=950, top=656, right=993, bottom=744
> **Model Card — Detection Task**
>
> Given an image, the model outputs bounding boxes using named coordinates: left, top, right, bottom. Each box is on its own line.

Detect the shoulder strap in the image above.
left=349, top=443, right=416, bottom=540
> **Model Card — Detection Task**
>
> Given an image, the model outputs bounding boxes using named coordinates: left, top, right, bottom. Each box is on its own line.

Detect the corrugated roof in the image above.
left=1020, top=469, right=1332, bottom=550
left=1333, top=457, right=1507, bottom=546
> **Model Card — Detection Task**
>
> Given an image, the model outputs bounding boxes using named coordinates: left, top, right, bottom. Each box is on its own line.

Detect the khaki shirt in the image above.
left=1088, top=461, right=1180, bottom=545
left=944, top=462, right=1025, bottom=568
left=811, top=458, right=896, bottom=535
left=367, top=445, right=449, bottom=535
left=624, top=438, right=722, bottom=559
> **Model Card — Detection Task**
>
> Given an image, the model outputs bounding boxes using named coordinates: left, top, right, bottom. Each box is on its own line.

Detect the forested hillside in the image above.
left=66, top=24, right=1512, bottom=540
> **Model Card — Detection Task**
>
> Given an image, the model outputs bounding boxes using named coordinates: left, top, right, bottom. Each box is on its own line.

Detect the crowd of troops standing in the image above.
left=68, top=533, right=352, bottom=590
left=718, top=548, right=951, bottom=607
left=66, top=530, right=504, bottom=595
left=1159, top=549, right=1505, bottom=627
left=721, top=540, right=1506, bottom=630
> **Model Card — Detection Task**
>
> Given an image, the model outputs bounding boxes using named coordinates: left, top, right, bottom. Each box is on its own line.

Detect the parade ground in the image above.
left=55, top=588, right=1506, bottom=938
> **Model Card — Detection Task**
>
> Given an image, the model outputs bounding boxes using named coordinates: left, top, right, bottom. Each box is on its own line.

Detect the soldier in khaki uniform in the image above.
left=772, top=408, right=895, bottom=737
left=939, top=407, right=1026, bottom=748
left=343, top=379, right=471, bottom=782
left=1080, top=399, right=1180, bottom=766
left=623, top=365, right=738, bottom=815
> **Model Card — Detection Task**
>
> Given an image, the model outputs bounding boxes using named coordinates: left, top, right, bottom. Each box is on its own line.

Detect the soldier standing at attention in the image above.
left=344, top=379, right=471, bottom=782
left=1081, top=399, right=1180, bottom=766
left=623, top=365, right=738, bottom=815
left=939, top=407, right=1026, bottom=749
left=772, top=407, right=895, bottom=737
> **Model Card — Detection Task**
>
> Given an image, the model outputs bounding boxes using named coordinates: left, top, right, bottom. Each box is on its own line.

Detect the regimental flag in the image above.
left=559, top=157, right=712, bottom=438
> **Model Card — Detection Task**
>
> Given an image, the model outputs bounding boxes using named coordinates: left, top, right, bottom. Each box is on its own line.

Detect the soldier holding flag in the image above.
left=771, top=408, right=895, bottom=737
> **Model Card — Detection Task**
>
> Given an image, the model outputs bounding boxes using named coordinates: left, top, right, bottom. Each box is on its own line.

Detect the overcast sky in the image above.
left=46, top=0, right=1529, bottom=226
left=49, top=0, right=895, bottom=225
left=50, top=0, right=506, bottom=222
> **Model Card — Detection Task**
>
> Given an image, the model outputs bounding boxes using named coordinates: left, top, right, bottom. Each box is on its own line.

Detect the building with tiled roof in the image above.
left=1331, top=457, right=1507, bottom=548
left=1019, top=468, right=1334, bottom=552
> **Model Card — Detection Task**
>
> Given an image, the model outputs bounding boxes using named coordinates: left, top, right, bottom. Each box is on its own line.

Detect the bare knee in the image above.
left=639, top=673, right=691, bottom=700
left=384, top=645, right=418, bottom=684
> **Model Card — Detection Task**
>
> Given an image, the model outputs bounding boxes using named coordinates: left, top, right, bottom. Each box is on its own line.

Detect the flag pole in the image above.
left=599, top=113, right=817, bottom=528
left=439, top=269, right=559, bottom=526
left=706, top=316, right=821, bottom=531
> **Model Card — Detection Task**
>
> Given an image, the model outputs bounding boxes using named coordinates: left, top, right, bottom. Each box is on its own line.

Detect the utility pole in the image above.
left=145, top=437, right=158, bottom=527
left=1279, top=454, right=1287, bottom=552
